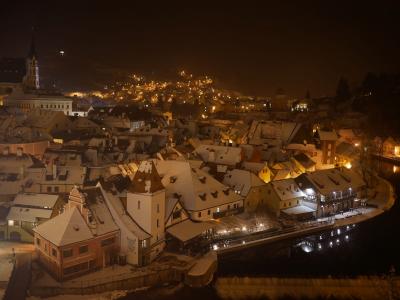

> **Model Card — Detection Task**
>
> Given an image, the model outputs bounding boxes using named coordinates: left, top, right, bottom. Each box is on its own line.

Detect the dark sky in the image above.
left=1, top=1, right=400, bottom=97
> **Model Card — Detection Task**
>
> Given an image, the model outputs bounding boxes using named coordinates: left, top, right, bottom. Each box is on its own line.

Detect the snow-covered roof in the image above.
left=13, top=193, right=59, bottom=209
left=34, top=206, right=94, bottom=246
left=293, top=153, right=316, bottom=169
left=317, top=129, right=338, bottom=141
left=165, top=197, right=179, bottom=222
left=129, top=160, right=164, bottom=194
left=153, top=160, right=243, bottom=212
left=194, top=144, right=242, bottom=166
left=282, top=205, right=316, bottom=215
left=270, top=178, right=305, bottom=201
left=297, top=168, right=365, bottom=195
left=7, top=206, right=52, bottom=222
left=223, top=169, right=265, bottom=197
left=166, top=219, right=215, bottom=242
left=248, top=121, right=303, bottom=145
left=78, top=187, right=119, bottom=237
left=242, top=161, right=266, bottom=174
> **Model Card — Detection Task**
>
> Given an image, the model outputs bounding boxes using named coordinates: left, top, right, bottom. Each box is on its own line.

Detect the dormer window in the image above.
left=170, top=176, right=177, bottom=183
left=199, top=193, right=206, bottom=201
left=223, top=187, right=230, bottom=195
left=211, top=191, right=218, bottom=198
left=199, top=176, right=206, bottom=184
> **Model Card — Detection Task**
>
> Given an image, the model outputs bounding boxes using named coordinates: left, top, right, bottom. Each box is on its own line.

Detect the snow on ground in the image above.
left=0, top=241, right=34, bottom=282
left=27, top=290, right=128, bottom=300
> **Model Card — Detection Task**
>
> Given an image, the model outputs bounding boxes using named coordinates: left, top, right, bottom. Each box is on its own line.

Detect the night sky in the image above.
left=1, top=1, right=400, bottom=97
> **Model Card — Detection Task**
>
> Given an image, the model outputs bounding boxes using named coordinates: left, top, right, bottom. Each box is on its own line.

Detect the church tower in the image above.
left=23, top=35, right=40, bottom=90
left=126, top=160, right=166, bottom=261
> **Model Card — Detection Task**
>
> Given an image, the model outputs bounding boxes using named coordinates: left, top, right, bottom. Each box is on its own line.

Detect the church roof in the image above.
left=129, top=160, right=164, bottom=194
left=0, top=58, right=26, bottom=83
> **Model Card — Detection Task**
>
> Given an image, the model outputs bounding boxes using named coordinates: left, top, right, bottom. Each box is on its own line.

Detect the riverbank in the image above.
left=28, top=252, right=216, bottom=298
left=215, top=276, right=400, bottom=300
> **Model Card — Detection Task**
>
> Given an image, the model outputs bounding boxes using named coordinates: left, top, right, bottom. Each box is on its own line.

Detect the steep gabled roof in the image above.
left=34, top=206, right=93, bottom=246
left=129, top=160, right=164, bottom=194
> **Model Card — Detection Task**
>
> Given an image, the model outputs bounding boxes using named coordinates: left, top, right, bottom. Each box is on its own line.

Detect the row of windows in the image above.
left=63, top=244, right=89, bottom=258
left=40, top=104, right=70, bottom=109
left=47, top=186, right=60, bottom=193
left=17, top=103, right=70, bottom=109
left=197, top=203, right=240, bottom=218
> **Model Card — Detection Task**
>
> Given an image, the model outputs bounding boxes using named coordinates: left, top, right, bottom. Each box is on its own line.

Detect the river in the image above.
left=123, top=160, right=400, bottom=299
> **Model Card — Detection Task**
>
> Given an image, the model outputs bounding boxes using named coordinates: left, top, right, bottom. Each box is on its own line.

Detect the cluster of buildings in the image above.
left=0, top=39, right=369, bottom=282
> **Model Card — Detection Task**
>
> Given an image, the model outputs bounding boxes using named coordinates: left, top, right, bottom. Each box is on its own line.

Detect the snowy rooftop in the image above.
left=13, top=193, right=59, bottom=209
left=7, top=206, right=53, bottom=223
left=282, top=205, right=316, bottom=215
left=271, top=178, right=305, bottom=201
left=297, top=168, right=366, bottom=195
left=34, top=206, right=94, bottom=246
left=153, top=159, right=243, bottom=212
left=78, top=187, right=119, bottom=237
left=194, top=144, right=242, bottom=166
left=166, top=219, right=215, bottom=242
left=317, top=129, right=338, bottom=141
left=223, top=169, right=265, bottom=197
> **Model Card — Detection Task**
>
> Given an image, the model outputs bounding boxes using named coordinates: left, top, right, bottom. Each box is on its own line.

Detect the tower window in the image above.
left=138, top=201, right=140, bottom=210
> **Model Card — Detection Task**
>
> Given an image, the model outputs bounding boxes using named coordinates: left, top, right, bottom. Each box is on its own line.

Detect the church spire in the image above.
left=28, top=29, right=37, bottom=59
